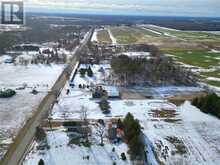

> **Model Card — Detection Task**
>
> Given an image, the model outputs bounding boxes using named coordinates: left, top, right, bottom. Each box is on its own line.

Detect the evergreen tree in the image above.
left=99, top=99, right=111, bottom=114
left=121, top=152, right=127, bottom=161
left=79, top=68, right=86, bottom=77
left=38, top=159, right=44, bottom=165
left=192, top=93, right=220, bottom=118
left=87, top=66, right=93, bottom=77
left=123, top=113, right=144, bottom=160
left=128, top=135, right=144, bottom=158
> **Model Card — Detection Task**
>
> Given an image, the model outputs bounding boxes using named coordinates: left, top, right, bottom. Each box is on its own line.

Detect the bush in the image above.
left=31, top=89, right=39, bottom=95
left=81, top=140, right=91, bottom=147
left=69, top=136, right=81, bottom=145
left=63, top=121, right=81, bottom=127
left=0, top=89, right=16, bottom=98
left=121, top=152, right=127, bottom=161
left=35, top=127, right=46, bottom=141
left=192, top=93, right=220, bottom=118
left=99, top=99, right=111, bottom=114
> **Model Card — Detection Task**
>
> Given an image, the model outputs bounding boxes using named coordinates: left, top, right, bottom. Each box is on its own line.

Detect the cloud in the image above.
left=23, top=0, right=220, bottom=17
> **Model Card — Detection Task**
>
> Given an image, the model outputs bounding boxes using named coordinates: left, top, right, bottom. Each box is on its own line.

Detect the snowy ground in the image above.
left=23, top=128, right=130, bottom=165
left=144, top=101, right=220, bottom=165
left=206, top=77, right=220, bottom=82
left=107, top=28, right=117, bottom=44
left=51, top=85, right=220, bottom=164
left=91, top=28, right=117, bottom=45
left=0, top=63, right=64, bottom=159
left=51, top=86, right=220, bottom=164
left=23, top=63, right=220, bottom=164
left=147, top=24, right=180, bottom=32
left=91, top=30, right=98, bottom=42
left=70, top=64, right=111, bottom=87
left=91, top=29, right=103, bottom=43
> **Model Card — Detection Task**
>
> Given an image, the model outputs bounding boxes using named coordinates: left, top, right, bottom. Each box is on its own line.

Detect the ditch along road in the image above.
left=0, top=30, right=93, bottom=165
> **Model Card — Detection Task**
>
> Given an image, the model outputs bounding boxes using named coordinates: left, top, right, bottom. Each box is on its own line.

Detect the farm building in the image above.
left=103, top=86, right=120, bottom=98
left=92, top=85, right=120, bottom=99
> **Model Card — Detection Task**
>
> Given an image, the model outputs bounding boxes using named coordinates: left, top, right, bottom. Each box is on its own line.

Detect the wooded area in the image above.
left=111, top=55, right=197, bottom=86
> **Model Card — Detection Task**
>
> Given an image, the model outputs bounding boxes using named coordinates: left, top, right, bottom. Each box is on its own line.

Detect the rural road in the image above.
left=0, top=29, right=93, bottom=165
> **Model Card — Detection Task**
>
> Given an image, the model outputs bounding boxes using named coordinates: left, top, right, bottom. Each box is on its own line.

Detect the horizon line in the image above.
left=26, top=11, right=220, bottom=19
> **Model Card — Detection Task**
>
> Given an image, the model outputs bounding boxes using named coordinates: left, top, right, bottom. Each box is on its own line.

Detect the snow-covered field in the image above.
left=206, top=77, right=220, bottom=82
left=0, top=64, right=64, bottom=159
left=143, top=27, right=162, bottom=35
left=142, top=101, right=220, bottom=165
left=23, top=63, right=220, bottom=164
left=51, top=85, right=220, bottom=164
left=23, top=128, right=130, bottom=165
left=51, top=86, right=220, bottom=164
left=0, top=25, right=27, bottom=32
left=148, top=24, right=179, bottom=32
left=91, top=29, right=104, bottom=43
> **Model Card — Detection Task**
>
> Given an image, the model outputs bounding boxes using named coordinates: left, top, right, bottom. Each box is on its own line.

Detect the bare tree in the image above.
left=80, top=106, right=89, bottom=140
left=95, top=123, right=105, bottom=146
left=80, top=106, right=88, bottom=124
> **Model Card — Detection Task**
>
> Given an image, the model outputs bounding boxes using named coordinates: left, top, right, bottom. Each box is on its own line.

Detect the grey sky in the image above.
left=25, top=0, right=220, bottom=17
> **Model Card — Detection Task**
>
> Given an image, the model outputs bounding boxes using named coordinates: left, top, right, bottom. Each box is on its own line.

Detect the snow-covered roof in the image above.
left=103, top=86, right=120, bottom=97
left=117, top=52, right=151, bottom=59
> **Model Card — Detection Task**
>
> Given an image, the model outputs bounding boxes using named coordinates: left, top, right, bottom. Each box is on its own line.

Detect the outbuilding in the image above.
left=103, top=86, right=120, bottom=98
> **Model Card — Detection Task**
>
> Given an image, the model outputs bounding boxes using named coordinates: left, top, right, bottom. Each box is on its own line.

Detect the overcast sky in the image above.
left=25, top=0, right=220, bottom=17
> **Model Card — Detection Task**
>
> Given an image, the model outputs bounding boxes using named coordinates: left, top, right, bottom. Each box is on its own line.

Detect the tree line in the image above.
left=111, top=55, right=197, bottom=86
left=192, top=93, right=220, bottom=119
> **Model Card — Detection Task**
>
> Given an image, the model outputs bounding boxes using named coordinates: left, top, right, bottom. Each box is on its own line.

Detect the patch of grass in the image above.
left=147, top=26, right=220, bottom=42
left=169, top=99, right=186, bottom=106
left=69, top=137, right=91, bottom=147
left=135, top=27, right=160, bottom=37
left=207, top=80, right=220, bottom=87
left=163, top=119, right=182, bottom=123
left=162, top=48, right=220, bottom=68
left=69, top=136, right=81, bottom=145
left=63, top=121, right=81, bottom=127
left=150, top=109, right=177, bottom=118
left=97, top=30, right=112, bottom=43
left=110, top=27, right=137, bottom=43
left=200, top=71, right=220, bottom=78
left=110, top=26, right=147, bottom=44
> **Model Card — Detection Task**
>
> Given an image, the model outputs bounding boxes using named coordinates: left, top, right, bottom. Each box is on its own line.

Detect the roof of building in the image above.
left=103, top=86, right=120, bottom=97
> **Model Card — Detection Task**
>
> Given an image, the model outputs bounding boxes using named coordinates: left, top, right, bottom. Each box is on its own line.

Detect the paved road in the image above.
left=0, top=30, right=93, bottom=165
